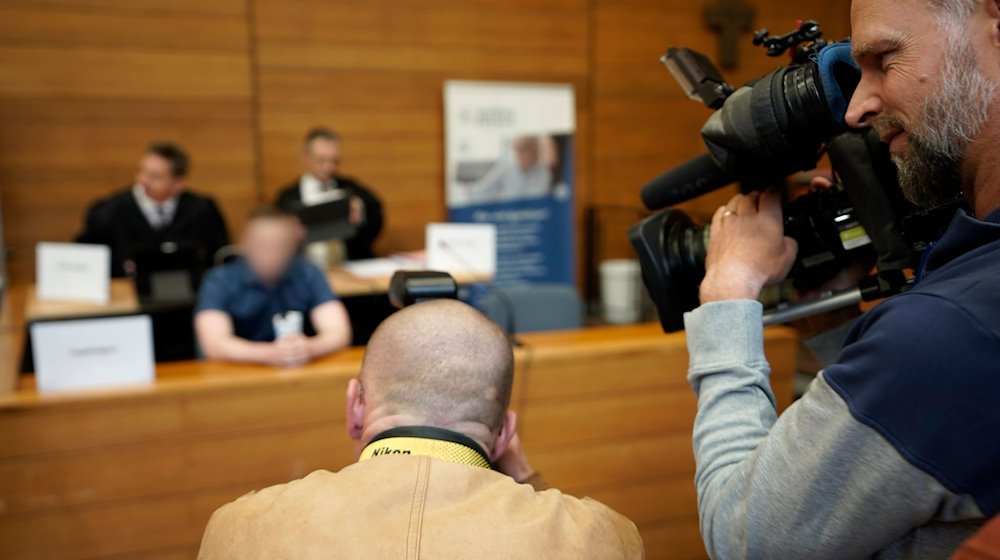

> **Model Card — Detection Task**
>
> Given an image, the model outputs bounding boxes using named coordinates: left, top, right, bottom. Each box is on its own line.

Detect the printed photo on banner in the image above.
left=449, top=134, right=573, bottom=208
left=444, top=81, right=576, bottom=286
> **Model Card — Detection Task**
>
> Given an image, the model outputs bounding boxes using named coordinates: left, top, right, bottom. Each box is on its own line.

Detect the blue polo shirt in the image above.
left=196, top=257, right=337, bottom=342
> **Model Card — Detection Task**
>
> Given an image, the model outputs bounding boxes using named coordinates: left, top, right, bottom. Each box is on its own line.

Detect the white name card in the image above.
left=31, top=315, right=155, bottom=394
left=426, top=223, right=497, bottom=276
left=36, top=242, right=110, bottom=304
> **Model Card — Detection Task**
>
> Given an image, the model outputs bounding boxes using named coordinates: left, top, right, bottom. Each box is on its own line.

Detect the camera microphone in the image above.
left=640, top=153, right=737, bottom=210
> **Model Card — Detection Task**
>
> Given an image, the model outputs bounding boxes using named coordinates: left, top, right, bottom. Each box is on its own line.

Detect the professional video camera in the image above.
left=630, top=21, right=964, bottom=332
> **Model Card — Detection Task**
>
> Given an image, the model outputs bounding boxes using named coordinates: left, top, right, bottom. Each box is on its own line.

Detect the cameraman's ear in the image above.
left=989, top=0, right=1000, bottom=46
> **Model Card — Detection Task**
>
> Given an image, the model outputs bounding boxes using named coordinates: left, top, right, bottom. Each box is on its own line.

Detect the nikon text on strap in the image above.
left=360, top=426, right=493, bottom=469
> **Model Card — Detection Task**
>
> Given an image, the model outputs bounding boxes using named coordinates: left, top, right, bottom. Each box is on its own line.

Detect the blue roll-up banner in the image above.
left=444, top=81, right=576, bottom=287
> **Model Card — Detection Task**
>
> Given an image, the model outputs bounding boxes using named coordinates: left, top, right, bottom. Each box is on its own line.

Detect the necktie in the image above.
left=156, top=204, right=171, bottom=230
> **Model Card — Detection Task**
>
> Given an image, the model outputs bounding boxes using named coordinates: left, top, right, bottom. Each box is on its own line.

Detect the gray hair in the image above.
left=925, top=0, right=979, bottom=27
left=873, top=0, right=998, bottom=208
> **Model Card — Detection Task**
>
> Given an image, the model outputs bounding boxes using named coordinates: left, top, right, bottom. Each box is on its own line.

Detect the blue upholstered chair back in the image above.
left=476, top=284, right=583, bottom=334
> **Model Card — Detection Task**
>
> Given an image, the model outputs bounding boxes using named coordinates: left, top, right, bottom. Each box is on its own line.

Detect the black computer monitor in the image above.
left=131, top=242, right=206, bottom=305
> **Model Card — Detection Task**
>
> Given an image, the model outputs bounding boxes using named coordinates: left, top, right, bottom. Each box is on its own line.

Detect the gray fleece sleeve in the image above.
left=683, top=300, right=982, bottom=560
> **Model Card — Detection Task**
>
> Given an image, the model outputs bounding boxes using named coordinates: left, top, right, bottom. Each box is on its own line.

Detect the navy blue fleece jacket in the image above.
left=684, top=208, right=1000, bottom=559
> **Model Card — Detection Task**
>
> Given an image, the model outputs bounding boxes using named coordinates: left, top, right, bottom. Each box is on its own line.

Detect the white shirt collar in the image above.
left=132, top=183, right=179, bottom=229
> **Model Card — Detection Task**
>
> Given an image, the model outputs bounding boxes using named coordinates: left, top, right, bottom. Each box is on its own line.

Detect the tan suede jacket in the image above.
left=198, top=454, right=644, bottom=559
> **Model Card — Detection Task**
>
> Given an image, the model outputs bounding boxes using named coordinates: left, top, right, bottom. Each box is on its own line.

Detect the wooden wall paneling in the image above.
left=0, top=0, right=248, bottom=18
left=0, top=381, right=351, bottom=557
left=529, top=432, right=697, bottom=491
left=0, top=483, right=263, bottom=560
left=587, top=476, right=699, bottom=527
left=0, top=324, right=794, bottom=559
left=0, top=5, right=248, bottom=51
left=638, top=519, right=713, bottom=560
left=589, top=0, right=853, bottom=264
left=515, top=325, right=799, bottom=559
left=521, top=389, right=697, bottom=448
left=0, top=3, right=840, bottom=558
left=0, top=286, right=27, bottom=393
left=0, top=1, right=257, bottom=282
left=517, top=326, right=694, bottom=400
left=0, top=346, right=529, bottom=558
left=126, top=546, right=201, bottom=560
left=0, top=0, right=852, bottom=285
left=0, top=48, right=250, bottom=102
left=252, top=0, right=591, bottom=258
left=0, top=326, right=20, bottom=394
left=0, top=426, right=350, bottom=515
left=253, top=1, right=590, bottom=52
left=0, top=370, right=352, bottom=459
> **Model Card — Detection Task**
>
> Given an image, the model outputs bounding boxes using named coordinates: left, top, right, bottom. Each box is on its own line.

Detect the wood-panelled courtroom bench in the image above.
left=0, top=285, right=797, bottom=559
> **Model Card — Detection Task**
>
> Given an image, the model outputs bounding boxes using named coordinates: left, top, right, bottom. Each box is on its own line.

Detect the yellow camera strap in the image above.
left=360, top=426, right=493, bottom=470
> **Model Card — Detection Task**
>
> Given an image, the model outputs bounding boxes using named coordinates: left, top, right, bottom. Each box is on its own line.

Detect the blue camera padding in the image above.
left=817, top=41, right=860, bottom=127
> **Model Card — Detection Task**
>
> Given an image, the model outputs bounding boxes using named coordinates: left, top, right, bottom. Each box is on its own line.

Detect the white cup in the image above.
left=600, top=259, right=643, bottom=324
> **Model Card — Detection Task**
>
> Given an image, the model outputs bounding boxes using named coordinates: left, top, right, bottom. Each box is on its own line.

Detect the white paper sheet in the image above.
left=426, top=223, right=497, bottom=275
left=36, top=242, right=110, bottom=304
left=342, top=257, right=426, bottom=279
left=32, top=315, right=155, bottom=394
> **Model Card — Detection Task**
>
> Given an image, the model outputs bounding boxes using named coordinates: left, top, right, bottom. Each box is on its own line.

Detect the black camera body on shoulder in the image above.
left=629, top=21, right=962, bottom=332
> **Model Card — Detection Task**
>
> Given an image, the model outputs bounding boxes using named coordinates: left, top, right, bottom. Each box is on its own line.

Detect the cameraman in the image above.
left=684, top=1, right=1000, bottom=558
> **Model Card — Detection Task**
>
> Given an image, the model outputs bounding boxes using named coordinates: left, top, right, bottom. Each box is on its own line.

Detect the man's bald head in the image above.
left=359, top=300, right=514, bottom=434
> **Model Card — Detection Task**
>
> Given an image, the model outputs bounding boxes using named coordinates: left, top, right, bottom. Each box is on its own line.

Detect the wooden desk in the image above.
left=24, top=281, right=140, bottom=322
left=327, top=267, right=489, bottom=298
left=14, top=267, right=489, bottom=322
left=0, top=286, right=27, bottom=393
left=0, top=323, right=798, bottom=560
left=0, top=267, right=488, bottom=386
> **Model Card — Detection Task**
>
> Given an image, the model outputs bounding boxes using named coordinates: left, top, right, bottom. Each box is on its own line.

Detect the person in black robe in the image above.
left=273, top=127, right=384, bottom=261
left=76, top=142, right=230, bottom=278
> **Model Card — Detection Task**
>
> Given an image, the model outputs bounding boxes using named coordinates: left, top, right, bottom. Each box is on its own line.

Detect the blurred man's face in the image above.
left=136, top=153, right=185, bottom=203
left=242, top=217, right=300, bottom=284
left=304, top=138, right=341, bottom=183
left=847, top=0, right=999, bottom=207
left=513, top=137, right=539, bottom=172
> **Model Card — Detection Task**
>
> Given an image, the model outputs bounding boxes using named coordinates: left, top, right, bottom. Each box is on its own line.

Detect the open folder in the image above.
left=297, top=193, right=357, bottom=244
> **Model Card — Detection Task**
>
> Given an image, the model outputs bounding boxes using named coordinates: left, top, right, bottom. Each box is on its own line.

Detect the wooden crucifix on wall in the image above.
left=704, top=0, right=755, bottom=69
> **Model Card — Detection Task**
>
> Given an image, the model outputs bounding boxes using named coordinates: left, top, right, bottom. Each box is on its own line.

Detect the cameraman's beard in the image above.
left=872, top=35, right=997, bottom=208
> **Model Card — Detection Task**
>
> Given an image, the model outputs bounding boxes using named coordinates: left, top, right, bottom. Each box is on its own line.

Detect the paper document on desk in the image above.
left=342, top=257, right=426, bottom=279
left=302, top=187, right=348, bottom=206
left=36, top=242, right=110, bottom=304
left=426, top=223, right=497, bottom=275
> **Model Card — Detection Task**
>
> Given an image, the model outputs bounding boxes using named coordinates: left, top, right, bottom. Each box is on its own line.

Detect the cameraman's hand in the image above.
left=700, top=191, right=798, bottom=304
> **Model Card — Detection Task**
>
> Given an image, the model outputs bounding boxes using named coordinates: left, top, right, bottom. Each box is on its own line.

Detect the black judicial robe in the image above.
left=76, top=188, right=231, bottom=277
left=274, top=176, right=384, bottom=261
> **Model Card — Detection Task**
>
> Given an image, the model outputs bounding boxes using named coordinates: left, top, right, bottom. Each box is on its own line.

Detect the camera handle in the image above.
left=763, top=269, right=911, bottom=327
left=763, top=288, right=862, bottom=327
left=752, top=20, right=826, bottom=60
